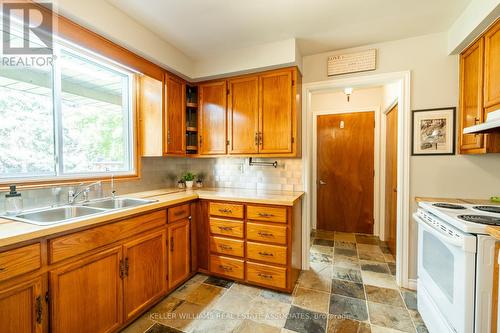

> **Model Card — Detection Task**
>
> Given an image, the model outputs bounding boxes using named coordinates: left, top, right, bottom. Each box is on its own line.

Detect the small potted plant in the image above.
left=177, top=179, right=185, bottom=189
left=182, top=172, right=196, bottom=189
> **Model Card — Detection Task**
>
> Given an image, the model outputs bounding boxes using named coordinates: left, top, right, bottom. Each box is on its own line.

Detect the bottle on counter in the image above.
left=5, top=184, right=23, bottom=215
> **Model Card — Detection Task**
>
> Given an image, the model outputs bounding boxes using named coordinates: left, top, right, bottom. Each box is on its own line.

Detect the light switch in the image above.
left=340, top=120, right=345, bottom=129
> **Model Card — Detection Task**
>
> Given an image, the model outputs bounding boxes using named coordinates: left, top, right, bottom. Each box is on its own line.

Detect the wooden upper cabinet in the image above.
left=168, top=219, right=190, bottom=289
left=459, top=39, right=485, bottom=153
left=484, top=19, right=500, bottom=113
left=165, top=74, right=186, bottom=155
left=228, top=76, right=259, bottom=154
left=199, top=81, right=228, bottom=155
left=123, top=230, right=167, bottom=321
left=459, top=20, right=500, bottom=155
left=259, top=70, right=294, bottom=154
left=138, top=75, right=164, bottom=157
left=49, top=246, right=123, bottom=333
left=0, top=276, right=45, bottom=333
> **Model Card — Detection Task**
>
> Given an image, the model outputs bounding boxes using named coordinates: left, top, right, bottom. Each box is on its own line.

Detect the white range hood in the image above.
left=463, top=109, right=500, bottom=134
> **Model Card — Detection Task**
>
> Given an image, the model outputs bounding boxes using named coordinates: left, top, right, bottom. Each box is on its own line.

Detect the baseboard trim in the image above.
left=408, top=278, right=417, bottom=290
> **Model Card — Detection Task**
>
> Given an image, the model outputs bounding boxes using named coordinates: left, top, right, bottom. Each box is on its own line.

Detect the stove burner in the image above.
left=458, top=215, right=500, bottom=226
left=473, top=206, right=500, bottom=214
left=432, top=203, right=466, bottom=210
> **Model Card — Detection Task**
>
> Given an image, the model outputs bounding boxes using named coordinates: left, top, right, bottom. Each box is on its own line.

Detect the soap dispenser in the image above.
left=5, top=185, right=23, bottom=215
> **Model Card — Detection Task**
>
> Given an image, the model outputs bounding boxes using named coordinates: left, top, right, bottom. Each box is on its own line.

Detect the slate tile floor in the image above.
left=121, top=231, right=428, bottom=333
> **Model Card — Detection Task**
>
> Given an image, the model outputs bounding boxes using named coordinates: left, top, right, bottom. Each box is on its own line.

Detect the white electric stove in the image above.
left=414, top=201, right=500, bottom=333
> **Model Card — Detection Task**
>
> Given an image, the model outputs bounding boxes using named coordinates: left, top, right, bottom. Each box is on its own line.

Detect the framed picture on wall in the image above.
left=412, top=107, right=456, bottom=156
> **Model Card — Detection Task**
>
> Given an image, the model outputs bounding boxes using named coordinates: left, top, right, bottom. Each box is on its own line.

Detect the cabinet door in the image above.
left=0, top=276, right=44, bottom=333
left=484, top=20, right=500, bottom=112
left=459, top=38, right=485, bottom=153
left=165, top=74, right=186, bottom=155
left=139, top=75, right=164, bottom=157
left=259, top=70, right=293, bottom=154
left=199, top=81, right=227, bottom=155
left=123, top=229, right=167, bottom=321
left=49, top=246, right=123, bottom=333
left=168, top=219, right=190, bottom=289
left=228, top=76, right=259, bottom=154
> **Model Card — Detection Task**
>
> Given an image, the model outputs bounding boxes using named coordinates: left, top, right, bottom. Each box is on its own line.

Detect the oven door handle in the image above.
left=413, top=213, right=464, bottom=248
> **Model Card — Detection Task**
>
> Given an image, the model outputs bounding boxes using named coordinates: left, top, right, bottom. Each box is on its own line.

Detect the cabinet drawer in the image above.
left=247, top=205, right=287, bottom=223
left=247, top=242, right=287, bottom=265
left=247, top=222, right=287, bottom=245
left=209, top=218, right=244, bottom=238
left=210, top=236, right=244, bottom=257
left=168, top=204, right=190, bottom=223
left=209, top=202, right=244, bottom=219
left=49, top=210, right=166, bottom=263
left=210, top=255, right=244, bottom=280
left=0, top=243, right=41, bottom=282
left=246, top=262, right=286, bottom=289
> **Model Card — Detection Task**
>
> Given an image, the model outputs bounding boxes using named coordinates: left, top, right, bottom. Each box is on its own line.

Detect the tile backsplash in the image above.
left=0, top=157, right=303, bottom=214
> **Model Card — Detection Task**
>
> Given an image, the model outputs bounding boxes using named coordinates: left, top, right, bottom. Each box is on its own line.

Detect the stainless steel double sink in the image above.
left=4, top=197, right=156, bottom=226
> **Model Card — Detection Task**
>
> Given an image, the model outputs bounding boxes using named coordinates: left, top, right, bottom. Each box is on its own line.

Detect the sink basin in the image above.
left=12, top=206, right=106, bottom=225
left=82, top=197, right=156, bottom=210
left=3, top=197, right=157, bottom=226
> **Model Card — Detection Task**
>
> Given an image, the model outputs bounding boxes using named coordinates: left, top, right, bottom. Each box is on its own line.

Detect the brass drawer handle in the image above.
left=218, top=226, right=233, bottom=231
left=258, top=251, right=274, bottom=257
left=219, top=244, right=233, bottom=250
left=258, top=231, right=273, bottom=237
left=218, top=265, right=233, bottom=272
left=258, top=213, right=274, bottom=217
left=258, top=273, right=273, bottom=279
left=219, top=208, right=233, bottom=213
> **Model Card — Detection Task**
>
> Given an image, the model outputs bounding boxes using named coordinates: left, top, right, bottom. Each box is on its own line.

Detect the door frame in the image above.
left=301, top=71, right=412, bottom=289
left=313, top=108, right=379, bottom=234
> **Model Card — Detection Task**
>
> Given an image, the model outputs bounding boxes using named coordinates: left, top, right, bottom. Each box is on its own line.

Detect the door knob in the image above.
left=319, top=180, right=327, bottom=185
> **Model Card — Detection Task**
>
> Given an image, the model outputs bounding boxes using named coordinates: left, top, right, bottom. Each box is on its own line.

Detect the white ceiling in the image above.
left=107, top=0, right=471, bottom=60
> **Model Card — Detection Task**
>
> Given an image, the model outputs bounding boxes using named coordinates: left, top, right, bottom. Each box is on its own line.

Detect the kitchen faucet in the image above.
left=68, top=181, right=102, bottom=204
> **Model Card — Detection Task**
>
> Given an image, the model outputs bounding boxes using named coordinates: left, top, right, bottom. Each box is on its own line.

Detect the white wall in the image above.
left=53, top=0, right=194, bottom=78
left=193, top=38, right=302, bottom=80
left=447, top=0, right=500, bottom=54
left=303, top=32, right=500, bottom=279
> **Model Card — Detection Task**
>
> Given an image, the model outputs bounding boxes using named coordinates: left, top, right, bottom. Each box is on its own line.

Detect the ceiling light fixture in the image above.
left=344, top=87, right=353, bottom=102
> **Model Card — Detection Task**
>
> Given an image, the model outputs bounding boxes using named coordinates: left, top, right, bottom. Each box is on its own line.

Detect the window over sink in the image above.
left=0, top=29, right=136, bottom=182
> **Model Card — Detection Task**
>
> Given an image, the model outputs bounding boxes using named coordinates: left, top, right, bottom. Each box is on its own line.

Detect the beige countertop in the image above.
left=0, top=187, right=304, bottom=248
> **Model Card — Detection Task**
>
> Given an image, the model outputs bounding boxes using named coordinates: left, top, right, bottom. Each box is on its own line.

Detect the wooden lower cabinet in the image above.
left=0, top=275, right=45, bottom=333
left=206, top=200, right=302, bottom=293
left=49, top=246, right=123, bottom=333
left=168, top=218, right=191, bottom=289
left=123, top=229, right=167, bottom=321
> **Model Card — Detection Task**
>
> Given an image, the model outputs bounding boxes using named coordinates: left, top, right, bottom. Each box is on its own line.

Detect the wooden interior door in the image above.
left=49, top=246, right=123, bottom=333
left=0, top=276, right=44, bottom=333
left=317, top=112, right=375, bottom=233
left=199, top=81, right=227, bottom=155
left=459, top=38, right=485, bottom=152
left=258, top=70, right=293, bottom=153
left=123, top=229, right=167, bottom=321
left=168, top=219, right=190, bottom=289
left=165, top=74, right=186, bottom=155
left=385, top=104, right=398, bottom=255
left=228, top=76, right=259, bottom=154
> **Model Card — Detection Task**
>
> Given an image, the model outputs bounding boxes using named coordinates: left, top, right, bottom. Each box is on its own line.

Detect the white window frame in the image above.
left=0, top=39, right=137, bottom=183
